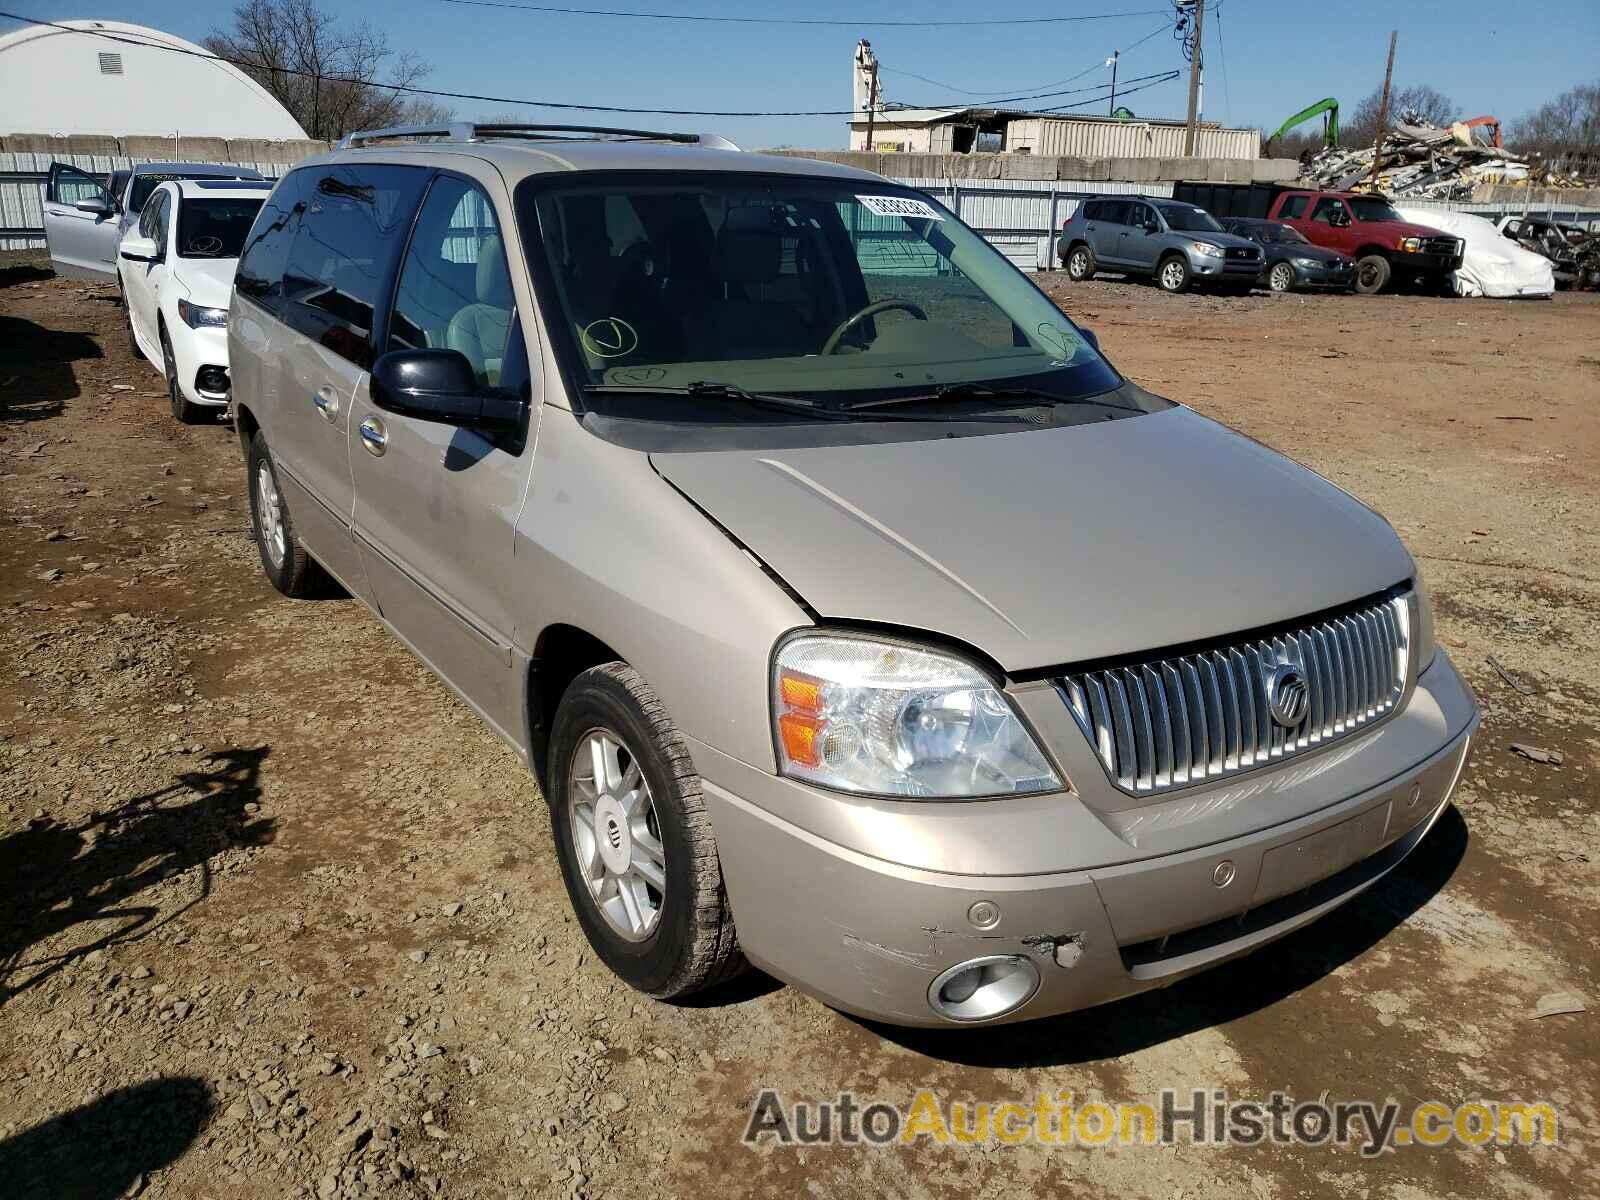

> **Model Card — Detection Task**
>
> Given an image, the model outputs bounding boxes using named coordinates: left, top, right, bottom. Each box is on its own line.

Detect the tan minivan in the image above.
left=229, top=124, right=1478, bottom=1027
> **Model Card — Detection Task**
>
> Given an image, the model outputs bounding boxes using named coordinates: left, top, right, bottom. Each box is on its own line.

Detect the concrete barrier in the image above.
left=766, top=148, right=1302, bottom=186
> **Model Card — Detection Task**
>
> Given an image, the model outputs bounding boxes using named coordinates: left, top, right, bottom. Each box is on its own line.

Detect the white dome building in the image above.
left=0, top=19, right=307, bottom=139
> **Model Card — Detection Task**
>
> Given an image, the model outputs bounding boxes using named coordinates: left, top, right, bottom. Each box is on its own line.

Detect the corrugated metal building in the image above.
left=1005, top=117, right=1260, bottom=161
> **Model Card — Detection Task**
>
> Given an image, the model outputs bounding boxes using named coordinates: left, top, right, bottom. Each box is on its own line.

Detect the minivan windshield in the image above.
left=177, top=197, right=265, bottom=259
left=522, top=175, right=1119, bottom=407
left=1156, top=204, right=1224, bottom=233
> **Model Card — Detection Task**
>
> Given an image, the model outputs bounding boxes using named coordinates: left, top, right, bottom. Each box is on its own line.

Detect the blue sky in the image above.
left=7, top=1, right=1597, bottom=147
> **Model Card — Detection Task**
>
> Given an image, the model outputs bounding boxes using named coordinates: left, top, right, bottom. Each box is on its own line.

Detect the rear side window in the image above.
left=1278, top=195, right=1308, bottom=219
left=237, top=170, right=307, bottom=312
left=279, top=165, right=430, bottom=368
left=1080, top=200, right=1102, bottom=221
left=1099, top=200, right=1129, bottom=225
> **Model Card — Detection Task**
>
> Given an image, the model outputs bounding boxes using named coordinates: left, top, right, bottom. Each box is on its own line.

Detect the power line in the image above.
left=879, top=18, right=1173, bottom=99
left=436, top=1, right=1174, bottom=28
left=1034, top=71, right=1181, bottom=113
left=0, top=12, right=1180, bottom=119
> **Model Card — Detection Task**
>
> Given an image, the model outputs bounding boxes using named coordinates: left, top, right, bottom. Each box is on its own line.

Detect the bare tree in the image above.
left=1344, top=84, right=1455, bottom=147
left=1511, top=80, right=1600, bottom=165
left=206, top=0, right=452, bottom=142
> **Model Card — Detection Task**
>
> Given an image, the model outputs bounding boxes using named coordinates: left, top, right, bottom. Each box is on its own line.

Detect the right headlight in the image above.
left=772, top=634, right=1061, bottom=799
left=1191, top=241, right=1226, bottom=259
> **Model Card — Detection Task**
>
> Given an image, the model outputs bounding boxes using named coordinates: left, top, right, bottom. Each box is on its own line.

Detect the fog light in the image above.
left=195, top=365, right=229, bottom=396
left=927, top=955, right=1040, bottom=1023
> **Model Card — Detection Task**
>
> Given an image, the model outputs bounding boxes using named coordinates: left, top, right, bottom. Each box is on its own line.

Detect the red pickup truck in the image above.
left=1172, top=182, right=1465, bottom=295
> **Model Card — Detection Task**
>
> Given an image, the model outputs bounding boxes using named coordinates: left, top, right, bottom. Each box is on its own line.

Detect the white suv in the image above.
left=118, top=179, right=271, bottom=422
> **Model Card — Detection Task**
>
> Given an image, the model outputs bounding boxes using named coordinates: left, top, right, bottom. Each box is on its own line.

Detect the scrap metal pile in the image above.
left=1299, top=112, right=1529, bottom=199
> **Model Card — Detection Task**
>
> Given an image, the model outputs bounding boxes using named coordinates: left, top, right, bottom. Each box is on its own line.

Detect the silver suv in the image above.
left=229, top=123, right=1478, bottom=1027
left=1057, top=196, right=1264, bottom=293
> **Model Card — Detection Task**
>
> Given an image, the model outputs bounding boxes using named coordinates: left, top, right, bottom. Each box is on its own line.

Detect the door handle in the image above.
left=358, top=417, right=388, bottom=457
left=313, top=387, right=340, bottom=422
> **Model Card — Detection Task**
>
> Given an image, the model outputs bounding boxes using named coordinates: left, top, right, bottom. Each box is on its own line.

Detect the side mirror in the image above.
left=119, top=235, right=160, bottom=263
left=1143, top=220, right=1160, bottom=234
left=74, top=197, right=112, bottom=217
left=370, top=349, right=524, bottom=432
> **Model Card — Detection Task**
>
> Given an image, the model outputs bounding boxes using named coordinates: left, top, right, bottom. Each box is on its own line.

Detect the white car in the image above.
left=117, top=179, right=271, bottom=422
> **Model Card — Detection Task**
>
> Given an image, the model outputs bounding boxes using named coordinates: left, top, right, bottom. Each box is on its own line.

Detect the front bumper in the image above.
left=169, top=321, right=231, bottom=408
left=1193, top=256, right=1263, bottom=281
left=1291, top=261, right=1355, bottom=289
left=693, top=652, right=1478, bottom=1027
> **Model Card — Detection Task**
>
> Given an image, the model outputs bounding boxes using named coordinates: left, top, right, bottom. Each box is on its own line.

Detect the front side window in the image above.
left=521, top=175, right=1118, bottom=407
left=176, top=198, right=265, bottom=259
left=389, top=175, right=515, bottom=388
left=1311, top=197, right=1349, bottom=224
left=48, top=163, right=111, bottom=206
left=279, top=165, right=430, bottom=367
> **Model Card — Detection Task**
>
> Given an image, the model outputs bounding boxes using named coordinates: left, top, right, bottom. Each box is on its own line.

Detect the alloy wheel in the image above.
left=568, top=728, right=666, bottom=942
left=1069, top=248, right=1089, bottom=279
left=254, top=461, right=286, bottom=569
left=1160, top=260, right=1186, bottom=291
left=1270, top=263, right=1294, bottom=292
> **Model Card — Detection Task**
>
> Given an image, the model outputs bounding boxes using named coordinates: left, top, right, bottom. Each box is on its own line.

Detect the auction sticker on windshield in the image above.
left=857, top=194, right=944, bottom=221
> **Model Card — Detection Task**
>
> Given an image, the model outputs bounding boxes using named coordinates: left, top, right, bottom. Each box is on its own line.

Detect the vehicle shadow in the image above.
left=0, top=1076, right=214, bottom=1200
left=0, top=262, right=54, bottom=288
left=0, top=747, right=275, bottom=1006
left=0, top=314, right=104, bottom=423
left=856, top=805, right=1469, bottom=1068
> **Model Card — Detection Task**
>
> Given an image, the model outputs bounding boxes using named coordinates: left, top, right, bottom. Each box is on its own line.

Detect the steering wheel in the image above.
left=819, top=299, right=928, bottom=355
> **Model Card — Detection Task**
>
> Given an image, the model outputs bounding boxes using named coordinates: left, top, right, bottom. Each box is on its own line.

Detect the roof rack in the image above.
left=336, top=122, right=740, bottom=152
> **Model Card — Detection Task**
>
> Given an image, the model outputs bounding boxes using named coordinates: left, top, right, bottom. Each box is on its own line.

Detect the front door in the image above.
left=349, top=173, right=536, bottom=745
left=43, top=163, right=122, bottom=281
left=1307, top=196, right=1357, bottom=255
left=123, top=188, right=172, bottom=357
left=1122, top=202, right=1163, bottom=272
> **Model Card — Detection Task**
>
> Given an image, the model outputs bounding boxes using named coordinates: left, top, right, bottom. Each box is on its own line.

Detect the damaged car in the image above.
left=230, top=124, right=1480, bottom=1027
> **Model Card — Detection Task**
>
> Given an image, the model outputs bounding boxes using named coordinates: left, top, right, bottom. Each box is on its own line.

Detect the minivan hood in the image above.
left=652, top=406, right=1413, bottom=672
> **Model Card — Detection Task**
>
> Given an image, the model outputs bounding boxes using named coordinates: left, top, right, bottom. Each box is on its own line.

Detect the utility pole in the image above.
left=1107, top=51, right=1119, bottom=116
left=865, top=58, right=879, bottom=150
left=1369, top=31, right=1398, bottom=188
left=1182, top=0, right=1206, bottom=156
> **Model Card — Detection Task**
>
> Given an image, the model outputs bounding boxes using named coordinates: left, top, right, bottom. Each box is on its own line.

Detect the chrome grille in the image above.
left=1422, top=236, right=1461, bottom=257
left=1060, top=592, right=1411, bottom=795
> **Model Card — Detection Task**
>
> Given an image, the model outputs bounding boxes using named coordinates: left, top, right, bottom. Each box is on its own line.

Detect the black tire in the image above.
left=1156, top=253, right=1192, bottom=294
left=246, top=429, right=332, bottom=598
left=1267, top=261, right=1297, bottom=293
left=1064, top=242, right=1095, bottom=281
left=160, top=323, right=207, bottom=424
left=1354, top=254, right=1391, bottom=295
left=547, top=662, right=745, bottom=1000
left=119, top=277, right=140, bottom=356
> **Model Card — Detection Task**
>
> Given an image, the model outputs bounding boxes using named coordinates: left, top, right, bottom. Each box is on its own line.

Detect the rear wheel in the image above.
left=161, top=323, right=207, bottom=424
left=1065, top=243, right=1095, bottom=281
left=547, top=662, right=745, bottom=1000
left=1267, top=261, right=1296, bottom=293
left=1354, top=254, right=1391, bottom=295
left=1157, top=254, right=1192, bottom=294
left=246, top=429, right=332, bottom=598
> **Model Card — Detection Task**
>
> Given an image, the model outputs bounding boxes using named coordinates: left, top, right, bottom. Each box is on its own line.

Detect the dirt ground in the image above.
left=2, top=252, right=1596, bottom=1200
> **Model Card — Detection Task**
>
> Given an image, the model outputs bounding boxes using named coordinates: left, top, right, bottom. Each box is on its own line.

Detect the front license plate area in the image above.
left=1254, top=803, right=1390, bottom=905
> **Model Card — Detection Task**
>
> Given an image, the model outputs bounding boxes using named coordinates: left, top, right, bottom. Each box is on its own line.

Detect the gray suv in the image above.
left=229, top=123, right=1477, bottom=1027
left=1058, top=196, right=1264, bottom=293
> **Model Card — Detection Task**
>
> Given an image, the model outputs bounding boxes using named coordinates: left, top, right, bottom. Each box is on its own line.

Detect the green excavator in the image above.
left=1265, top=98, right=1339, bottom=153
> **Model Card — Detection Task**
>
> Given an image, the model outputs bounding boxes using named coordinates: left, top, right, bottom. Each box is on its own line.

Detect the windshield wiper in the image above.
left=847, top=381, right=1094, bottom=412
left=584, top=380, right=850, bottom=420
left=584, top=381, right=1037, bottom=423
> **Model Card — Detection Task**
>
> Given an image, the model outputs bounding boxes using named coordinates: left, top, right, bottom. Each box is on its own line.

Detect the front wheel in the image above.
left=1354, top=254, right=1391, bottom=295
left=547, top=662, right=744, bottom=999
left=1065, top=243, right=1095, bottom=281
left=1157, top=254, right=1192, bottom=294
left=161, top=325, right=207, bottom=424
left=1267, top=261, right=1296, bottom=293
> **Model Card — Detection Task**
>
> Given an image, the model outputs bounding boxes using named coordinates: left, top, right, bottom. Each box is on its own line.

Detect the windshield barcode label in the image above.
left=856, top=194, right=943, bottom=221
